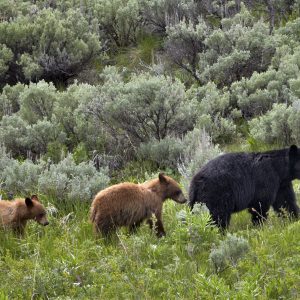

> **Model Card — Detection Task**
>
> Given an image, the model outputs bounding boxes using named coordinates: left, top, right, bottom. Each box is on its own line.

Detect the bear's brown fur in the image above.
left=90, top=173, right=187, bottom=237
left=0, top=195, right=49, bottom=236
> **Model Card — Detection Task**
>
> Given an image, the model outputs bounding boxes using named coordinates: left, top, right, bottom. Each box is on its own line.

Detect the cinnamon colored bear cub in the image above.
left=189, top=145, right=300, bottom=229
left=90, top=173, right=187, bottom=237
left=0, top=195, right=49, bottom=235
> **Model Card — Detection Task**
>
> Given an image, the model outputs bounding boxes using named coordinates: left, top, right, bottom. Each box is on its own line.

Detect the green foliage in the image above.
left=0, top=5, right=103, bottom=86
left=114, top=35, right=162, bottom=69
left=209, top=233, right=249, bottom=273
left=82, top=69, right=196, bottom=144
left=248, top=103, right=300, bottom=146
left=19, top=80, right=57, bottom=124
left=0, top=83, right=25, bottom=119
left=166, top=6, right=274, bottom=87
left=44, top=141, right=68, bottom=164
left=0, top=44, right=13, bottom=76
left=72, top=142, right=89, bottom=164
left=137, top=136, right=184, bottom=169
left=111, top=159, right=158, bottom=183
left=0, top=192, right=299, bottom=298
left=24, top=118, right=65, bottom=155
left=1, top=158, right=44, bottom=195
left=177, top=128, right=221, bottom=192
left=38, top=155, right=109, bottom=201
left=139, top=0, right=194, bottom=32
left=0, top=114, right=28, bottom=157
left=0, top=147, right=109, bottom=201
left=2, top=4, right=300, bottom=160
left=94, top=0, right=142, bottom=48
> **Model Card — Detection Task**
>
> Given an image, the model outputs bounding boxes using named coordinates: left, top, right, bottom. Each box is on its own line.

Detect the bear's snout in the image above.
left=176, top=194, right=187, bottom=204
left=43, top=221, right=49, bottom=226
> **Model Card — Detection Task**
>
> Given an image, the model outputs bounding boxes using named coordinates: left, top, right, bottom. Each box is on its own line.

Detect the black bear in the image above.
left=189, top=145, right=300, bottom=229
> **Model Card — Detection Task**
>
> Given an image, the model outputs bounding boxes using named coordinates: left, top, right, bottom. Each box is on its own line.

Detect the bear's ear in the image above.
left=289, top=145, right=298, bottom=157
left=31, top=194, right=39, bottom=202
left=159, top=173, right=168, bottom=184
left=25, top=197, right=34, bottom=208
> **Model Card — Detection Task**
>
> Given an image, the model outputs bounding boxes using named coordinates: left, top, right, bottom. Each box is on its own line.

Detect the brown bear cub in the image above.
left=0, top=195, right=49, bottom=236
left=90, top=173, right=187, bottom=237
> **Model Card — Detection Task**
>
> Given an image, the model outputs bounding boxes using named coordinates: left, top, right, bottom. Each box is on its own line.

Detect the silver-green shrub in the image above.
left=0, top=148, right=110, bottom=200
left=137, top=136, right=184, bottom=168
left=2, top=159, right=44, bottom=195
left=81, top=69, right=196, bottom=144
left=93, top=0, right=142, bottom=47
left=197, top=113, right=237, bottom=144
left=0, top=7, right=103, bottom=85
left=0, top=83, right=25, bottom=119
left=38, top=155, right=109, bottom=201
left=288, top=101, right=300, bottom=144
left=249, top=104, right=293, bottom=145
left=19, top=80, right=57, bottom=124
left=23, top=119, right=66, bottom=155
left=0, top=114, right=28, bottom=157
left=187, top=81, right=236, bottom=143
left=0, top=145, right=14, bottom=190
left=177, top=128, right=221, bottom=192
left=166, top=6, right=274, bottom=86
left=209, top=234, right=249, bottom=273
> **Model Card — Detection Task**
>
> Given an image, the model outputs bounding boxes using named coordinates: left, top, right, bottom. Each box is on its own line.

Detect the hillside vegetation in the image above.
left=0, top=1, right=300, bottom=299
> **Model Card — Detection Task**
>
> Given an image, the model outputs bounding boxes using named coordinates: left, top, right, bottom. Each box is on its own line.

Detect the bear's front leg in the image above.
left=248, top=200, right=270, bottom=226
left=13, top=222, right=26, bottom=237
left=273, top=183, right=300, bottom=218
left=154, top=211, right=166, bottom=238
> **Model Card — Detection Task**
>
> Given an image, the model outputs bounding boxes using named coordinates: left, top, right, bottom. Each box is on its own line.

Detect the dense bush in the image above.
left=137, top=136, right=184, bottom=169
left=38, top=155, right=109, bottom=201
left=1, top=0, right=300, bottom=173
left=0, top=4, right=103, bottom=86
left=93, top=0, right=142, bottom=48
left=0, top=83, right=25, bottom=119
left=177, top=128, right=221, bottom=192
left=209, top=233, right=249, bottom=273
left=249, top=103, right=300, bottom=146
left=0, top=147, right=110, bottom=201
left=165, top=6, right=275, bottom=86
left=2, top=159, right=44, bottom=195
left=80, top=68, right=196, bottom=145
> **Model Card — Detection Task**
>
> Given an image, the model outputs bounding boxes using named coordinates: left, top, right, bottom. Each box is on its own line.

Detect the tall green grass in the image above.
left=0, top=193, right=299, bottom=299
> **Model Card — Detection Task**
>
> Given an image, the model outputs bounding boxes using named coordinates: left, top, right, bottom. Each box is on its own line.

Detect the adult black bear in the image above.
left=189, top=145, right=300, bottom=229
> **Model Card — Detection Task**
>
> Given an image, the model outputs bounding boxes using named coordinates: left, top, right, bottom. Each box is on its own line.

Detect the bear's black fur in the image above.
left=189, top=145, right=300, bottom=229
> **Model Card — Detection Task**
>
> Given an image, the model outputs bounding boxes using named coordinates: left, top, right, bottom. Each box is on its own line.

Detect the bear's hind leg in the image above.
left=94, top=218, right=116, bottom=237
left=129, top=220, right=143, bottom=234
left=210, top=211, right=231, bottom=231
left=147, top=219, right=153, bottom=230
left=273, top=183, right=299, bottom=219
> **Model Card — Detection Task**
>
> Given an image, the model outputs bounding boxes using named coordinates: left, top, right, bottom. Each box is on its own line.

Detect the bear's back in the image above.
left=0, top=200, right=17, bottom=225
left=195, top=152, right=254, bottom=180
left=92, top=182, right=158, bottom=214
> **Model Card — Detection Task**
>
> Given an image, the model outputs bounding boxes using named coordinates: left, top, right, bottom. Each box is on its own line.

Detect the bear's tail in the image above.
left=188, top=182, right=197, bottom=210
left=90, top=207, right=97, bottom=223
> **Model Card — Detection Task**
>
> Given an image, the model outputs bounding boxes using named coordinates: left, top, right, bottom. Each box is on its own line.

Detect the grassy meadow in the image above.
left=2, top=1, right=300, bottom=299
left=0, top=181, right=299, bottom=299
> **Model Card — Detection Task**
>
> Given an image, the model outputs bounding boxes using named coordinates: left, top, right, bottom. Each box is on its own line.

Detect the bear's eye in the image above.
left=38, top=213, right=45, bottom=218
left=174, top=191, right=181, bottom=197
